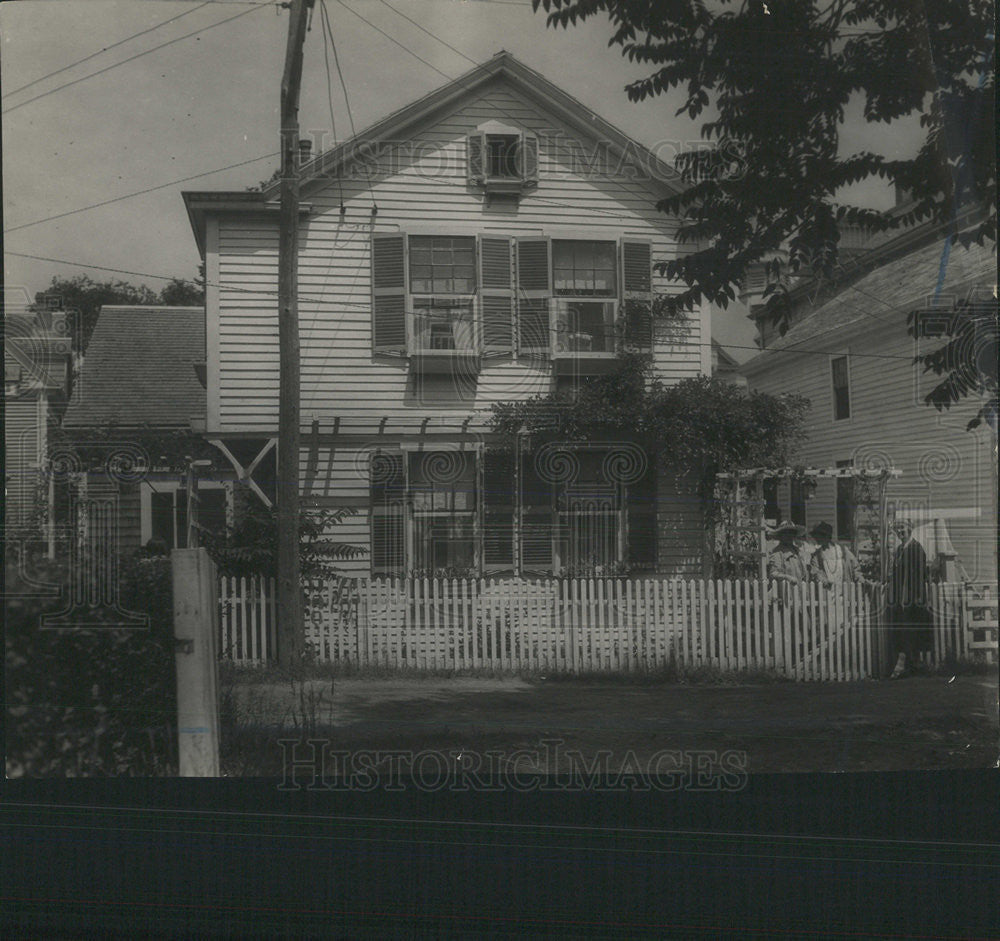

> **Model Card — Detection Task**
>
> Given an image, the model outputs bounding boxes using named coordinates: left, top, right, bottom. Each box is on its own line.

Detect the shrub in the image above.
left=5, top=548, right=177, bottom=776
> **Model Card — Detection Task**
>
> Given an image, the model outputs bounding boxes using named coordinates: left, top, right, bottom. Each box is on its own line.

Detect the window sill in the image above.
left=408, top=349, right=482, bottom=374
left=552, top=351, right=620, bottom=375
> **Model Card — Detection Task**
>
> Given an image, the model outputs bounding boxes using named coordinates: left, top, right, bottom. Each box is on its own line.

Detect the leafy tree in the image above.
left=199, top=484, right=367, bottom=580
left=159, top=271, right=206, bottom=307
left=489, top=356, right=809, bottom=571
left=532, top=0, right=995, bottom=325
left=908, top=290, right=998, bottom=432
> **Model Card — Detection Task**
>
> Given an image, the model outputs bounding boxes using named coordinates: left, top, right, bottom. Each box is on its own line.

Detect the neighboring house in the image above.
left=182, top=51, right=714, bottom=577
left=710, top=340, right=747, bottom=388
left=60, top=305, right=235, bottom=552
left=4, top=306, right=71, bottom=543
left=741, top=221, right=996, bottom=582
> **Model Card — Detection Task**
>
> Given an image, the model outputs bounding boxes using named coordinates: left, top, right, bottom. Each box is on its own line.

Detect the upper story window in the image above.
left=487, top=135, right=519, bottom=179
left=467, top=121, right=538, bottom=194
left=409, top=236, right=476, bottom=295
left=370, top=232, right=651, bottom=371
left=552, top=239, right=618, bottom=354
left=831, top=355, right=851, bottom=420
left=553, top=240, right=617, bottom=296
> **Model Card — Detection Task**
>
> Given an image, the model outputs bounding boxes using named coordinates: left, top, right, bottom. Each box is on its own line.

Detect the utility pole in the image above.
left=277, top=0, right=313, bottom=667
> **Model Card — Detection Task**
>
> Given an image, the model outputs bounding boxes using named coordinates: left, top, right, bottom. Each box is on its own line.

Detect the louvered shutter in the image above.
left=467, top=132, right=485, bottom=183
left=370, top=451, right=405, bottom=575
left=516, top=237, right=551, bottom=358
left=626, top=460, right=657, bottom=572
left=620, top=239, right=653, bottom=353
left=478, top=236, right=514, bottom=357
left=482, top=448, right=515, bottom=571
left=371, top=234, right=408, bottom=356
left=520, top=131, right=538, bottom=186
left=520, top=448, right=554, bottom=572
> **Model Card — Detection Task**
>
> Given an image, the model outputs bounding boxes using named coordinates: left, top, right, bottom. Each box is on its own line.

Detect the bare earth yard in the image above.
left=225, top=673, right=998, bottom=776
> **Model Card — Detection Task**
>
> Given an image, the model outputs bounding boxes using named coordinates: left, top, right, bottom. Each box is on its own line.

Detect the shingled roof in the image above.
left=742, top=235, right=995, bottom=373
left=62, top=306, right=205, bottom=429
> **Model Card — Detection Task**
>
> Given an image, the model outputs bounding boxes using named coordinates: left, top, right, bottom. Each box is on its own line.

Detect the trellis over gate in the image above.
left=716, top=466, right=903, bottom=581
left=217, top=575, right=998, bottom=676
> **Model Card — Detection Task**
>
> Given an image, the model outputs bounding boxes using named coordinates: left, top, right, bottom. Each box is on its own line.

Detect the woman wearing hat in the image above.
left=767, top=521, right=808, bottom=584
left=807, top=521, right=862, bottom=586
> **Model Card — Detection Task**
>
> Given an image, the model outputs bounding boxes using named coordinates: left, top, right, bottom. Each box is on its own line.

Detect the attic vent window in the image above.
left=467, top=122, right=538, bottom=195
left=487, top=135, right=519, bottom=178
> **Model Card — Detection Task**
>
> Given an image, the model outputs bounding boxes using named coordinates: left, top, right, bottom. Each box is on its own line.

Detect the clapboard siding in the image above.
left=4, top=393, right=44, bottom=529
left=211, top=81, right=702, bottom=434
left=747, top=318, right=995, bottom=580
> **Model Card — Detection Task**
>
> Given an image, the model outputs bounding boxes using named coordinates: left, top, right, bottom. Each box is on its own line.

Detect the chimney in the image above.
left=298, top=139, right=312, bottom=166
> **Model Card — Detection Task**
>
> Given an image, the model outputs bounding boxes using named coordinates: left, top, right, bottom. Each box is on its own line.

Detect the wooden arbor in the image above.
left=715, top=466, right=902, bottom=581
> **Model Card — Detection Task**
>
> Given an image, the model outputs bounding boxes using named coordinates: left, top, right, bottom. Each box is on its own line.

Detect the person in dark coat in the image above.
left=887, top=521, right=933, bottom=677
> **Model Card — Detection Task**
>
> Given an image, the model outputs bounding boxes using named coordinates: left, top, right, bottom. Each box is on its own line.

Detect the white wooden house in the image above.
left=741, top=222, right=996, bottom=583
left=4, top=303, right=71, bottom=545
left=183, top=52, right=712, bottom=577
left=60, top=305, right=236, bottom=554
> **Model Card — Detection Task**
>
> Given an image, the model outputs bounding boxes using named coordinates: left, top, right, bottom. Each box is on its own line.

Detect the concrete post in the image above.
left=172, top=548, right=220, bottom=776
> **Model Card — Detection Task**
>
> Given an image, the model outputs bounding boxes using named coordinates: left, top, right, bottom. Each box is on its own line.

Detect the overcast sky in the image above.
left=3, top=0, right=918, bottom=346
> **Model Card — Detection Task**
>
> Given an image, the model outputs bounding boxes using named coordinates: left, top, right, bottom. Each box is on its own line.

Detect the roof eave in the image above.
left=275, top=52, right=684, bottom=202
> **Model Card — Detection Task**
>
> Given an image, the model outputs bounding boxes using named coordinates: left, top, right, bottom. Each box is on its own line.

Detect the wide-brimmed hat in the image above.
left=770, top=521, right=805, bottom=537
left=809, top=521, right=834, bottom=540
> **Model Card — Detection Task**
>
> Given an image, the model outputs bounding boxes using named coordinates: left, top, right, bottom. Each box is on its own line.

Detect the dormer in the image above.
left=466, top=120, right=538, bottom=196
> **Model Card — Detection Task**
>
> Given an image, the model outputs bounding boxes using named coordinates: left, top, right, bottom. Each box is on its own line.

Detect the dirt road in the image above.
left=226, top=672, right=998, bottom=775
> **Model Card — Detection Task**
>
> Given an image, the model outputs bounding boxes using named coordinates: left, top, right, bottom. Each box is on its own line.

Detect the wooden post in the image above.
left=276, top=0, right=313, bottom=667
left=173, top=548, right=220, bottom=777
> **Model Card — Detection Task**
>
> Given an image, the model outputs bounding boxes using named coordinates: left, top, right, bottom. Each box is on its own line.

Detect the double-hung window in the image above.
left=408, top=236, right=477, bottom=355
left=552, top=240, right=618, bottom=353
left=409, top=451, right=477, bottom=572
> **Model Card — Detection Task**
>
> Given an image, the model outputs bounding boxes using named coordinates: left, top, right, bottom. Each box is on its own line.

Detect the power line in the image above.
left=3, top=4, right=267, bottom=115
left=319, top=0, right=374, bottom=211
left=374, top=0, right=479, bottom=68
left=3, top=2, right=213, bottom=100
left=322, top=2, right=357, bottom=140
left=6, top=249, right=930, bottom=363
left=5, top=153, right=279, bottom=234
left=333, top=0, right=458, bottom=87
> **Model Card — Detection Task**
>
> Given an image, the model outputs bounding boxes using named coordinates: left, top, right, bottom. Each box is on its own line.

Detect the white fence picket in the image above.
left=216, top=575, right=998, bottom=675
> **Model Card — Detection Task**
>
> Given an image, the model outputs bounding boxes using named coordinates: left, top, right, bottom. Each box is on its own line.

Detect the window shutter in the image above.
left=370, top=451, right=405, bottom=575
left=371, top=234, right=408, bottom=356
left=520, top=448, right=554, bottom=572
left=482, top=448, right=515, bottom=571
left=626, top=461, right=657, bottom=572
left=478, top=236, right=514, bottom=357
left=620, top=239, right=653, bottom=353
left=516, top=237, right=551, bottom=358
left=520, top=131, right=538, bottom=186
left=467, top=132, right=485, bottom=183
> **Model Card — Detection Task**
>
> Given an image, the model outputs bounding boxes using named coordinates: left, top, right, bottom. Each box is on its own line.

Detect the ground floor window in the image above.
left=142, top=481, right=230, bottom=550
left=370, top=446, right=656, bottom=576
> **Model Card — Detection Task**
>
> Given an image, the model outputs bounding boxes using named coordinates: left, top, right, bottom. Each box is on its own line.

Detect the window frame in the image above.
left=407, top=234, right=478, bottom=357
left=830, top=352, right=852, bottom=422
left=140, top=478, right=232, bottom=549
left=551, top=238, right=619, bottom=357
left=467, top=122, right=538, bottom=193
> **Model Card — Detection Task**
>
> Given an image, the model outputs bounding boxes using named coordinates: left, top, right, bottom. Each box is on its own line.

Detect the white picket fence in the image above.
left=218, top=576, right=998, bottom=676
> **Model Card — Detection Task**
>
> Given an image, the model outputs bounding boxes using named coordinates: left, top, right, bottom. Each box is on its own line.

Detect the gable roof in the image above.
left=62, top=306, right=206, bottom=429
left=741, top=235, right=996, bottom=374
left=182, top=51, right=683, bottom=253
